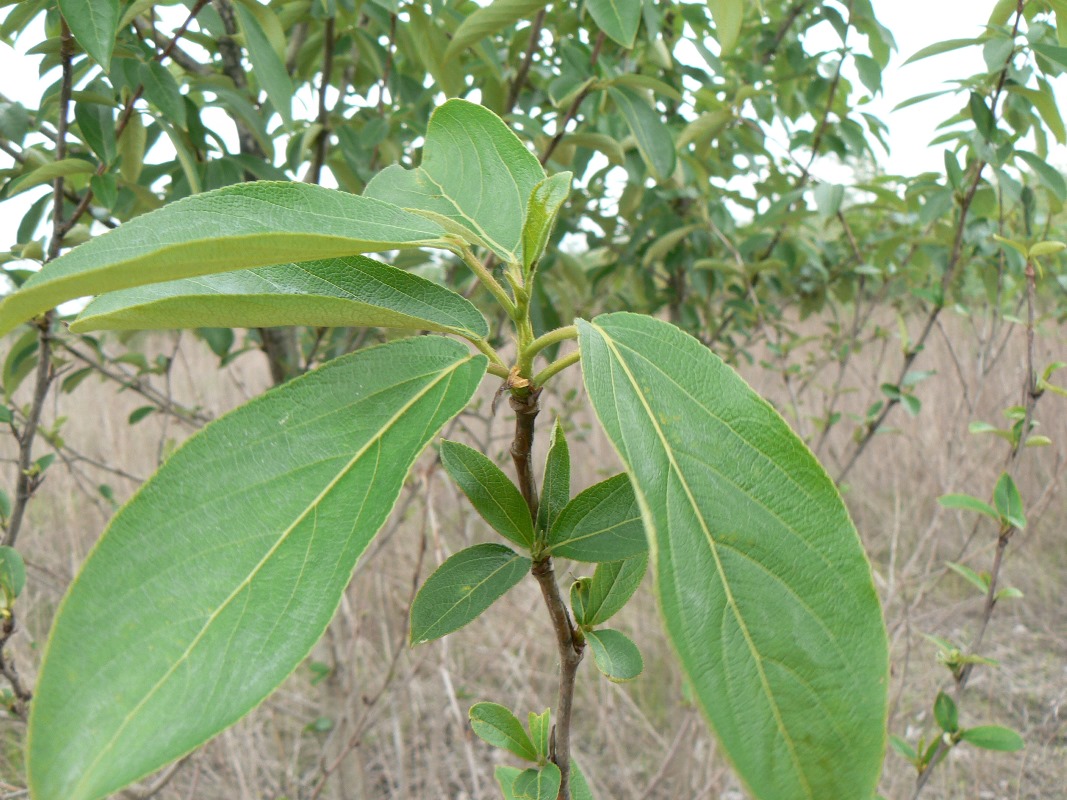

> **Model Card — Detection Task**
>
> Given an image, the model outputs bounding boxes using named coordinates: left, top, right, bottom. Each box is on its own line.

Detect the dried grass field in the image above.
left=1, top=311, right=1064, bottom=800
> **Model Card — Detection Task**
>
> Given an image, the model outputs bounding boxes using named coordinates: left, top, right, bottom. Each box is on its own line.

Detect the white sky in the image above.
left=0, top=2, right=1061, bottom=250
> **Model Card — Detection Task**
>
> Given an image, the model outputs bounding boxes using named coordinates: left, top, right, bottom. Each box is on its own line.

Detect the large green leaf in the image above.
left=443, top=0, right=550, bottom=63
left=364, top=99, right=545, bottom=264
left=410, top=543, right=530, bottom=644
left=70, top=256, right=490, bottom=340
left=578, top=313, right=888, bottom=800
left=585, top=0, right=642, bottom=48
left=0, top=182, right=451, bottom=337
left=27, top=337, right=487, bottom=800
left=607, top=87, right=676, bottom=181
left=58, top=0, right=120, bottom=70
left=708, top=0, right=745, bottom=55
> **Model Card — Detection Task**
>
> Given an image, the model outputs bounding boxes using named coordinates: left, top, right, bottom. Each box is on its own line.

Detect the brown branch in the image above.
left=0, top=612, right=32, bottom=719
left=506, top=10, right=547, bottom=112
left=540, top=32, right=606, bottom=166
left=308, top=16, right=336, bottom=186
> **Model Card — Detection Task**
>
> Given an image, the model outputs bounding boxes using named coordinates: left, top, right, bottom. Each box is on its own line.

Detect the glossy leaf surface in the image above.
left=0, top=182, right=450, bottom=337
left=364, top=99, right=544, bottom=263
left=579, top=312, right=888, bottom=800
left=440, top=441, right=535, bottom=548
left=409, top=543, right=530, bottom=644
left=548, top=473, right=645, bottom=562
left=71, top=256, right=489, bottom=339
left=27, top=337, right=487, bottom=800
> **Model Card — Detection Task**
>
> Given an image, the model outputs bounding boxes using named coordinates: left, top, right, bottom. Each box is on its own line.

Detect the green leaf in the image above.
left=0, top=182, right=451, bottom=337
left=548, top=473, right=646, bottom=562
left=570, top=758, right=597, bottom=800
left=1028, top=240, right=1067, bottom=258
left=945, top=562, right=989, bottom=594
left=572, top=554, right=646, bottom=626
left=6, top=158, right=96, bottom=196
left=993, top=472, right=1025, bottom=529
left=0, top=102, right=30, bottom=145
left=58, top=0, right=120, bottom=69
left=140, top=61, right=187, bottom=128
left=0, top=545, right=26, bottom=604
left=440, top=441, right=535, bottom=548
left=960, top=725, right=1025, bottom=751
left=904, top=37, right=983, bottom=65
left=443, top=0, right=550, bottom=63
left=585, top=628, right=643, bottom=682
left=1009, top=84, right=1067, bottom=145
left=607, top=86, right=676, bottom=181
left=3, top=328, right=39, bottom=399
left=585, top=0, right=642, bottom=48
left=27, top=337, right=486, bottom=800
left=578, top=312, right=889, bottom=800
left=409, top=543, right=530, bottom=644
left=74, top=101, right=116, bottom=164
left=522, top=172, right=572, bottom=272
left=469, top=702, right=538, bottom=762
left=234, top=3, right=293, bottom=125
left=365, top=99, right=545, bottom=264
left=495, top=765, right=525, bottom=800
left=513, top=763, right=562, bottom=800
left=537, top=419, right=570, bottom=535
left=127, top=405, right=154, bottom=425
left=708, top=0, right=744, bottom=55
left=933, top=691, right=959, bottom=733
left=528, top=708, right=550, bottom=758
left=70, top=256, right=489, bottom=340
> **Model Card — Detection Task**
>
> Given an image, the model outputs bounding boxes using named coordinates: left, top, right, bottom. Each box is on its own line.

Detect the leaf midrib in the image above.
left=589, top=321, right=813, bottom=799
left=417, top=550, right=526, bottom=641
left=70, top=353, right=476, bottom=797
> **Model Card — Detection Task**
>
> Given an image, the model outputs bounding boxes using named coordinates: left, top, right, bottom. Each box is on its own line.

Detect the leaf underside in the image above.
left=71, top=255, right=489, bottom=339
left=27, top=336, right=487, bottom=800
left=579, top=312, right=888, bottom=800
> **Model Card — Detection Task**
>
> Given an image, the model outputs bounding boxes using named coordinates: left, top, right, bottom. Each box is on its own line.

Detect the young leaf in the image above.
left=607, top=86, right=676, bottom=181
left=938, top=493, right=998, bottom=521
left=409, top=543, right=530, bottom=644
left=570, top=758, right=597, bottom=800
left=513, top=762, right=562, bottom=800
left=945, top=562, right=989, bottom=594
left=585, top=628, right=643, bottom=682
left=585, top=0, right=642, bottom=48
left=0, top=545, right=26, bottom=604
left=528, top=708, right=550, bottom=759
left=58, top=0, right=120, bottom=70
left=523, top=172, right=573, bottom=272
left=71, top=256, right=490, bottom=340
left=960, top=725, right=1025, bottom=751
left=443, top=0, right=551, bottom=63
left=0, top=182, right=451, bottom=337
left=495, top=765, right=525, bottom=800
left=537, top=419, right=571, bottom=535
left=469, top=702, right=538, bottom=762
left=993, top=472, right=1026, bottom=530
left=440, top=441, right=535, bottom=548
left=26, top=337, right=487, bottom=800
left=579, top=312, right=889, bottom=800
left=365, top=99, right=545, bottom=264
left=889, top=734, right=918, bottom=765
left=547, top=473, right=646, bottom=562
left=573, top=555, right=647, bottom=627
left=933, top=691, right=959, bottom=733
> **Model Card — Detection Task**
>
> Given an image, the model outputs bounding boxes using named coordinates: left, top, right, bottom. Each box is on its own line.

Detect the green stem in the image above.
left=532, top=351, right=581, bottom=387
left=458, top=243, right=517, bottom=319
left=523, top=325, right=578, bottom=363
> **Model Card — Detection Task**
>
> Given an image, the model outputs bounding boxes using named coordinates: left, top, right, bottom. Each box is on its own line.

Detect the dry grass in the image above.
left=0, top=310, right=1064, bottom=800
